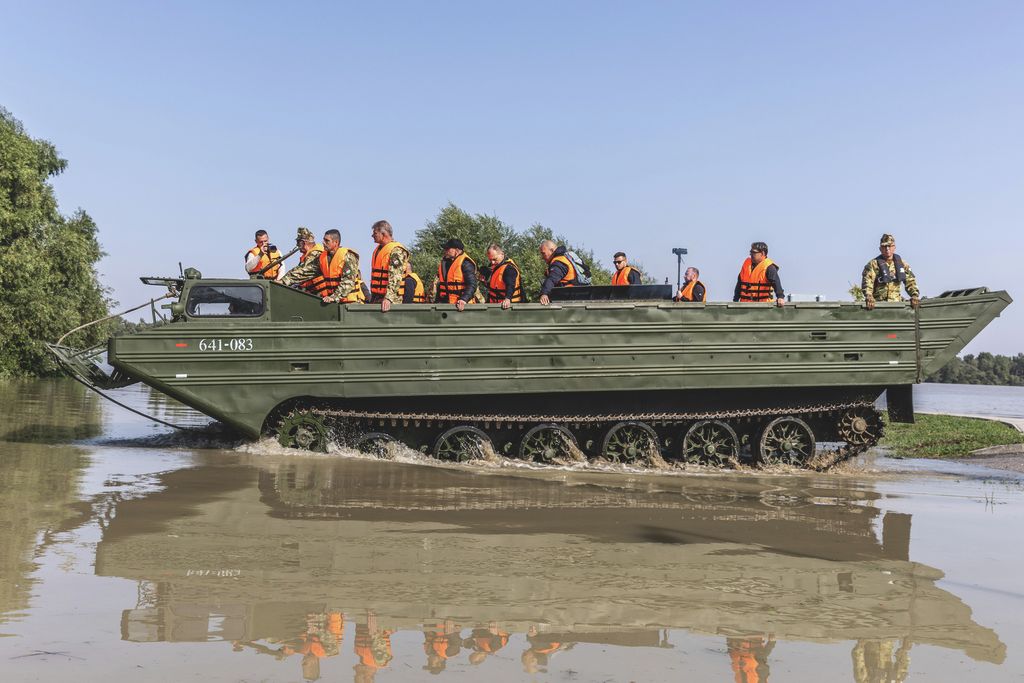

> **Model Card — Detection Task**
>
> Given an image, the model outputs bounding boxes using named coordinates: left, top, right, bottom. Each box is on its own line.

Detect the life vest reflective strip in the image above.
left=437, top=253, right=476, bottom=304
left=486, top=259, right=523, bottom=303
left=874, top=254, right=907, bottom=285
left=298, top=244, right=325, bottom=293
left=549, top=254, right=577, bottom=287
left=611, top=266, right=637, bottom=286
left=406, top=273, right=427, bottom=302
left=370, top=241, right=406, bottom=296
left=737, top=257, right=777, bottom=302
left=679, top=279, right=707, bottom=302
left=246, top=246, right=283, bottom=279
left=318, top=247, right=365, bottom=302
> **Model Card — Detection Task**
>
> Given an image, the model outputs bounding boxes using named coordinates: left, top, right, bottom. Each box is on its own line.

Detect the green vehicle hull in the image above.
left=75, top=278, right=1008, bottom=467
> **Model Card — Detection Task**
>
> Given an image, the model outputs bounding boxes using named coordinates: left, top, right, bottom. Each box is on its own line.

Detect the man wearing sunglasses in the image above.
left=610, top=252, right=641, bottom=286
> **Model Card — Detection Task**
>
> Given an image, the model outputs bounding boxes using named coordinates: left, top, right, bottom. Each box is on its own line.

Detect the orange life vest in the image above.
left=298, top=635, right=326, bottom=659
left=486, top=259, right=523, bottom=303
left=437, top=252, right=477, bottom=304
left=405, top=272, right=427, bottom=302
left=246, top=245, right=283, bottom=279
left=548, top=254, right=577, bottom=287
left=318, top=247, right=366, bottom=302
left=327, top=611, right=343, bottom=638
left=370, top=240, right=407, bottom=297
left=298, top=244, right=325, bottom=293
left=679, top=279, right=707, bottom=302
left=611, top=265, right=638, bottom=286
left=355, top=626, right=393, bottom=667
left=737, top=257, right=777, bottom=302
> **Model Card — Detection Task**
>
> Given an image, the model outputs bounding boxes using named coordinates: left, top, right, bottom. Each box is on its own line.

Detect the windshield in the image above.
left=186, top=285, right=265, bottom=317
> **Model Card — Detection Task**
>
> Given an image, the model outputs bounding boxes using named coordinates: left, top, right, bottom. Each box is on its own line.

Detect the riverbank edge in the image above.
left=911, top=411, right=1024, bottom=473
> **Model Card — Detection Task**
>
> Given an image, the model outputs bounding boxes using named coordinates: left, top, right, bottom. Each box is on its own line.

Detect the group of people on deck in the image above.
left=245, top=223, right=919, bottom=311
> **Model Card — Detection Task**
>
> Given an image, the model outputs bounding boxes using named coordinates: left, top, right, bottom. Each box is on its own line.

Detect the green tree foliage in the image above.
left=0, top=107, right=113, bottom=376
left=928, top=352, right=1024, bottom=387
left=407, top=203, right=612, bottom=301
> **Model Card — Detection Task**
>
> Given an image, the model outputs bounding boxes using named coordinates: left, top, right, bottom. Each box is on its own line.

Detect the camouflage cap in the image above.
left=296, top=226, right=316, bottom=243
left=879, top=233, right=895, bottom=246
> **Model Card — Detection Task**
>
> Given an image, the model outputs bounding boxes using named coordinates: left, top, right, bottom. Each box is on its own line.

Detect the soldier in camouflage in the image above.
left=282, top=226, right=324, bottom=282
left=369, top=220, right=410, bottom=312
left=281, top=229, right=365, bottom=303
left=862, top=233, right=920, bottom=310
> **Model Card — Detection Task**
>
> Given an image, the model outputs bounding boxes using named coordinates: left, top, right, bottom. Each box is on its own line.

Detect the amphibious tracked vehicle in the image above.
left=49, top=272, right=1011, bottom=469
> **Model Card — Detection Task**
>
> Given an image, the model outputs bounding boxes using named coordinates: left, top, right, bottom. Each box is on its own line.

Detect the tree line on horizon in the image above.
left=926, top=352, right=1024, bottom=387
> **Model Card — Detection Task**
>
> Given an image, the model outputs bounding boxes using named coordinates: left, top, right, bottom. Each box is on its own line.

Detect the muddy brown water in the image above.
left=1, top=380, right=1023, bottom=682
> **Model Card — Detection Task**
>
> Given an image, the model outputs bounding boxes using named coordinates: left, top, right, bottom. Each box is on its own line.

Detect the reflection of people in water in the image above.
left=353, top=610, right=394, bottom=683
left=521, top=625, right=573, bottom=674
left=232, top=610, right=343, bottom=682
left=423, top=618, right=462, bottom=674
left=852, top=638, right=911, bottom=683
left=727, top=635, right=775, bottom=683
left=463, top=621, right=510, bottom=665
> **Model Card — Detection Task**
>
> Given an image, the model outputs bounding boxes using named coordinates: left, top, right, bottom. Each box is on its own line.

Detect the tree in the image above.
left=927, top=352, right=1024, bottom=387
left=0, top=107, right=114, bottom=376
left=407, top=203, right=612, bottom=301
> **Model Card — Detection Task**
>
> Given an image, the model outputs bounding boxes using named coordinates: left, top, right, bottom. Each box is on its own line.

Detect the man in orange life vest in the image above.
left=402, top=262, right=428, bottom=303
left=610, top=251, right=642, bottom=285
left=244, top=229, right=284, bottom=281
left=281, top=228, right=366, bottom=303
left=435, top=238, right=479, bottom=311
left=538, top=240, right=578, bottom=305
left=674, top=266, right=707, bottom=302
left=368, top=219, right=410, bottom=312
left=481, top=243, right=523, bottom=309
left=734, top=241, right=784, bottom=307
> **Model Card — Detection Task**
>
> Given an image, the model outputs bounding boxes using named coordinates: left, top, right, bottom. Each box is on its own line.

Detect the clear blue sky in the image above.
left=2, top=1, right=1021, bottom=353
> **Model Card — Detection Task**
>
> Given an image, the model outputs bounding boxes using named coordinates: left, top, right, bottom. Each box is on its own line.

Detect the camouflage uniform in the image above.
left=281, top=248, right=364, bottom=302
left=378, top=242, right=410, bottom=303
left=283, top=227, right=324, bottom=282
left=861, top=234, right=919, bottom=303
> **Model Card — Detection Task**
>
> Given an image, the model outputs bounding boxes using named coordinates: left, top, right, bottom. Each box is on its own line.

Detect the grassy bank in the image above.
left=880, top=414, right=1023, bottom=459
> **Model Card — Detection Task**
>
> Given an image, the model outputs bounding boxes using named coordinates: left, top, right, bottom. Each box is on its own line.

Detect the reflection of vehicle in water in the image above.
left=87, top=457, right=1004, bottom=681
left=48, top=272, right=1011, bottom=468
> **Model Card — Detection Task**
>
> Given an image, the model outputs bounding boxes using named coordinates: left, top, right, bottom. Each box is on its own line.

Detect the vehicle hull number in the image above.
left=198, top=338, right=253, bottom=352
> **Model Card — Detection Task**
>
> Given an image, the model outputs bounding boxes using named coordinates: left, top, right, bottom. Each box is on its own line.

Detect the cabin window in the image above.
left=186, top=285, right=265, bottom=317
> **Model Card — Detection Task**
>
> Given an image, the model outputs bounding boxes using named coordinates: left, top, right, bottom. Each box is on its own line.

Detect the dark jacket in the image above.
left=540, top=246, right=572, bottom=296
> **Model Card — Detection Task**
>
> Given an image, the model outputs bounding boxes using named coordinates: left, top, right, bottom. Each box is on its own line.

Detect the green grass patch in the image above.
left=880, top=414, right=1023, bottom=459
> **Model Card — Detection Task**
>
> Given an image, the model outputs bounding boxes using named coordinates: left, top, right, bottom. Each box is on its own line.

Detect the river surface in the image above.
left=1, top=380, right=1023, bottom=682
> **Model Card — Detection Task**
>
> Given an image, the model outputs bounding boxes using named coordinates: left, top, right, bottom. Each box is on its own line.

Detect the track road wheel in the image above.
left=433, top=426, right=492, bottom=462
left=355, top=432, right=399, bottom=459
left=837, top=407, right=884, bottom=448
left=602, top=421, right=660, bottom=463
left=278, top=411, right=330, bottom=453
left=681, top=420, right=740, bottom=466
left=757, top=416, right=816, bottom=467
left=518, top=424, right=580, bottom=463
